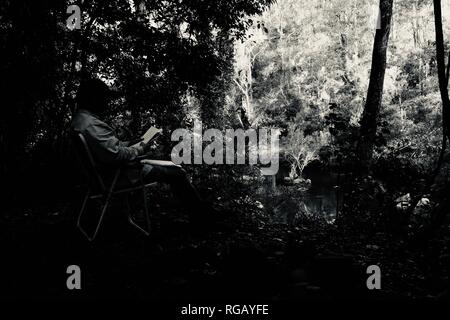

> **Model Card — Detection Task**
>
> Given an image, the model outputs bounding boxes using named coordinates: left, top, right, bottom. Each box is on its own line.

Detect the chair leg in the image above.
left=77, top=188, right=94, bottom=241
left=90, top=197, right=112, bottom=241
left=77, top=195, right=112, bottom=242
left=128, top=187, right=151, bottom=236
left=78, top=171, right=121, bottom=241
left=143, top=187, right=151, bottom=233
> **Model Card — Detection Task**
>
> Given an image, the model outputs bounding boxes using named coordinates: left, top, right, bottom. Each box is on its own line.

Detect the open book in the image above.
left=132, top=126, right=162, bottom=147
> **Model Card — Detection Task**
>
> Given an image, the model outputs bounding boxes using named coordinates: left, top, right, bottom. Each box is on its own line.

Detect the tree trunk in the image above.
left=427, top=0, right=450, bottom=229
left=433, top=0, right=450, bottom=141
left=357, top=0, right=394, bottom=169
left=406, top=0, right=450, bottom=224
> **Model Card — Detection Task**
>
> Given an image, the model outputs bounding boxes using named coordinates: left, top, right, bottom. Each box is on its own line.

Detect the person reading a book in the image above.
left=71, top=78, right=209, bottom=221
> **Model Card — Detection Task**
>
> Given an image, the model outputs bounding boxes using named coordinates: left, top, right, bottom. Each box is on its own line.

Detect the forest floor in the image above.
left=0, top=186, right=448, bottom=301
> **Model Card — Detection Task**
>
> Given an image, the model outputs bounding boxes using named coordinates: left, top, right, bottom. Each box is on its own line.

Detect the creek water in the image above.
left=263, top=169, right=342, bottom=224
left=302, top=170, right=341, bottom=222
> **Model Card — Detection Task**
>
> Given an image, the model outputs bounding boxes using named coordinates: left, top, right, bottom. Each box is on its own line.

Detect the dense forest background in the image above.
left=0, top=0, right=449, bottom=299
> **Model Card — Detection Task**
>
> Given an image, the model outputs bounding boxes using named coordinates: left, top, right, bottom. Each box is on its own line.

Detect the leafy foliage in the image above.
left=0, top=0, right=274, bottom=203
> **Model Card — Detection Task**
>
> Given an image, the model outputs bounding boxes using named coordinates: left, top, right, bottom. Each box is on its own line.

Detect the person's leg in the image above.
left=143, top=164, right=203, bottom=212
left=141, top=164, right=229, bottom=232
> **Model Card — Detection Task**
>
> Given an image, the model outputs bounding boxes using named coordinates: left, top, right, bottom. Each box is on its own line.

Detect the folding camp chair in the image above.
left=72, top=131, right=157, bottom=241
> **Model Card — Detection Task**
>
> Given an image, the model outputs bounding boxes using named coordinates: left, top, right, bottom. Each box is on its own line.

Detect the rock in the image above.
left=395, top=193, right=411, bottom=203
left=413, top=197, right=431, bottom=217
left=417, top=197, right=430, bottom=207
left=395, top=193, right=411, bottom=211
left=255, top=201, right=264, bottom=209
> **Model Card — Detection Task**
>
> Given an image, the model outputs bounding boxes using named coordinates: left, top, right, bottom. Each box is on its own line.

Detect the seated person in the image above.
left=71, top=78, right=210, bottom=223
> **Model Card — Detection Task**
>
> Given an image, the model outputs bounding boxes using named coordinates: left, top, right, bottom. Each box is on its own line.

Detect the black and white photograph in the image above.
left=0, top=0, right=449, bottom=312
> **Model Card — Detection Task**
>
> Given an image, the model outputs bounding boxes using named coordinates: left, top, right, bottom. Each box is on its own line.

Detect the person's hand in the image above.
left=128, top=137, right=144, bottom=147
left=140, top=140, right=153, bottom=154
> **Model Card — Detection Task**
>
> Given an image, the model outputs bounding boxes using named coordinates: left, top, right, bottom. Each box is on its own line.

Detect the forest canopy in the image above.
left=1, top=0, right=450, bottom=217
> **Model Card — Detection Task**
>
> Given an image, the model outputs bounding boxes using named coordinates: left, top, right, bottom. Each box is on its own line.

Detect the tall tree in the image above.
left=429, top=0, right=450, bottom=228
left=357, top=0, right=394, bottom=168
left=433, top=0, right=450, bottom=142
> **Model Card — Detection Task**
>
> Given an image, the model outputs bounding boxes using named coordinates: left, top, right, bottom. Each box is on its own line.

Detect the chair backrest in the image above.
left=71, top=131, right=107, bottom=193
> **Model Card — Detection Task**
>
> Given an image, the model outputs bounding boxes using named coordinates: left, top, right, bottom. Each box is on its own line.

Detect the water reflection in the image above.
left=303, top=187, right=337, bottom=222
left=302, top=171, right=342, bottom=222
